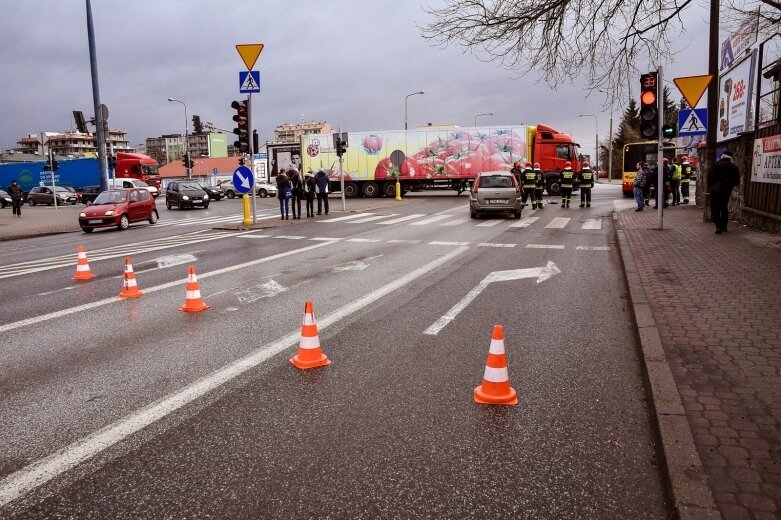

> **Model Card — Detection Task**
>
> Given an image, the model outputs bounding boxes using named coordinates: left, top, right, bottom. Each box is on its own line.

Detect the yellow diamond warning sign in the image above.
left=673, top=75, right=713, bottom=109
left=235, top=44, right=264, bottom=70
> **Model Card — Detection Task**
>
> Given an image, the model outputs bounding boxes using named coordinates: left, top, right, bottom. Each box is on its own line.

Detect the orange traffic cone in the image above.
left=72, top=245, right=96, bottom=281
left=180, top=265, right=209, bottom=312
left=474, top=324, right=518, bottom=406
left=290, top=300, right=331, bottom=369
left=118, top=257, right=143, bottom=299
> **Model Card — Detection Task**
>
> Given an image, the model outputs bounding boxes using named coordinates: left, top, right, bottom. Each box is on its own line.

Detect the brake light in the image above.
left=473, top=177, right=479, bottom=193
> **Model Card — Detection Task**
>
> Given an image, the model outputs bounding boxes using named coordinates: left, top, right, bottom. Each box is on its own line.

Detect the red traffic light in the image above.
left=641, top=90, right=657, bottom=105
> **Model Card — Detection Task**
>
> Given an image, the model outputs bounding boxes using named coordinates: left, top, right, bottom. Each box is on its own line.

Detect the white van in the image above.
left=107, top=178, right=159, bottom=198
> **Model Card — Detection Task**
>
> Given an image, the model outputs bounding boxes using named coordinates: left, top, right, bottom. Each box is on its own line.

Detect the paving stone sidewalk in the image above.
left=618, top=205, right=780, bottom=520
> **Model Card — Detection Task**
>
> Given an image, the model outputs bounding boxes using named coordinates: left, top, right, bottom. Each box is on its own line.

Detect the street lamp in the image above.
left=578, top=114, right=599, bottom=175
left=168, top=97, right=190, bottom=179
left=404, top=91, right=425, bottom=131
left=474, top=112, right=494, bottom=126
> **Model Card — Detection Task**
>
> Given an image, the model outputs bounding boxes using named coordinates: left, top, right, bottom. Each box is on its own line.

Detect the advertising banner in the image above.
left=751, top=133, right=781, bottom=184
left=720, top=18, right=759, bottom=71
left=717, top=52, right=756, bottom=143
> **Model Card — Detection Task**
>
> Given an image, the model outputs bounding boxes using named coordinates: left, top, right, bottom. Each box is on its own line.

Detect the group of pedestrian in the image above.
left=275, top=167, right=330, bottom=220
left=555, top=160, right=595, bottom=208
left=511, top=161, right=547, bottom=210
left=632, top=155, right=696, bottom=212
left=6, top=180, right=23, bottom=217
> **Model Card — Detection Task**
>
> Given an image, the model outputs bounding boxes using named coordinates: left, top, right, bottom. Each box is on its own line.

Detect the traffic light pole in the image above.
left=247, top=94, right=256, bottom=224
left=339, top=128, right=346, bottom=211
left=48, top=146, right=58, bottom=210
left=657, top=65, right=664, bottom=230
left=85, top=0, right=108, bottom=192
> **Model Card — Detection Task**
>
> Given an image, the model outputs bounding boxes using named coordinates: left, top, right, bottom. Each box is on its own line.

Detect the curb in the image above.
left=615, top=218, right=722, bottom=520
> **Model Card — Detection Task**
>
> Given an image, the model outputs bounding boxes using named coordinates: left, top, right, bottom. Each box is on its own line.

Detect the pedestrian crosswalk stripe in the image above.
left=411, top=214, right=451, bottom=226
left=441, top=216, right=472, bottom=226
left=576, top=246, right=610, bottom=250
left=581, top=219, right=601, bottom=230
left=347, top=238, right=382, bottom=243
left=476, top=219, right=504, bottom=227
left=387, top=239, right=422, bottom=244
left=509, top=216, right=539, bottom=228
left=526, top=244, right=565, bottom=249
left=545, top=217, right=570, bottom=229
left=377, top=213, right=426, bottom=225
left=478, top=243, right=516, bottom=248
left=350, top=214, right=399, bottom=224
left=320, top=213, right=373, bottom=222
left=272, top=235, right=305, bottom=240
left=429, top=241, right=470, bottom=246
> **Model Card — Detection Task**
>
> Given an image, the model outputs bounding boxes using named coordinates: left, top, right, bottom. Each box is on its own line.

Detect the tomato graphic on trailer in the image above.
left=362, top=134, right=383, bottom=155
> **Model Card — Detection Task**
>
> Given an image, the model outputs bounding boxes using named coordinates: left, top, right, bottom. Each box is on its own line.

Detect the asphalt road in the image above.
left=0, top=185, right=669, bottom=518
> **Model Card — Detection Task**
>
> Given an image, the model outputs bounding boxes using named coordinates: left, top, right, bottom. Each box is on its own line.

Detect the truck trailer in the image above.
left=300, top=124, right=581, bottom=198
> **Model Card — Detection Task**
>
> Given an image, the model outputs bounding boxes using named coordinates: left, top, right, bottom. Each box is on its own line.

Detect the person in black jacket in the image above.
left=7, top=180, right=23, bottom=217
left=314, top=169, right=330, bottom=215
left=578, top=161, right=594, bottom=208
left=533, top=162, right=545, bottom=209
left=303, top=171, right=316, bottom=218
left=276, top=170, right=290, bottom=220
left=708, top=150, right=741, bottom=234
left=288, top=168, right=303, bottom=219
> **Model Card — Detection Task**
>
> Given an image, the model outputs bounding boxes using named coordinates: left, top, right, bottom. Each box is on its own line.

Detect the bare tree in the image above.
left=421, top=0, right=781, bottom=106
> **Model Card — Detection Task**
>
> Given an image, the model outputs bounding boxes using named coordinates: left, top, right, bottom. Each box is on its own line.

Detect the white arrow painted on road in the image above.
left=236, top=170, right=250, bottom=189
left=233, top=279, right=288, bottom=304
left=423, top=261, right=561, bottom=336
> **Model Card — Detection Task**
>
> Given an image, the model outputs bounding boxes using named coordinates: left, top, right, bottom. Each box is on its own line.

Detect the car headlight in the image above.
left=79, top=212, right=86, bottom=218
left=105, top=210, right=114, bottom=216
left=203, top=195, right=209, bottom=200
left=182, top=195, right=189, bottom=200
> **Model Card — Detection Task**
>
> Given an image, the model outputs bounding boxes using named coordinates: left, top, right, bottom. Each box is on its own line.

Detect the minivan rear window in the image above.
left=479, top=175, right=513, bottom=188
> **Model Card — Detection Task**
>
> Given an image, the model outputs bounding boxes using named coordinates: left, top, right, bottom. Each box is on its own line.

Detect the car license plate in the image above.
left=193, top=198, right=202, bottom=202
left=487, top=199, right=507, bottom=204
left=88, top=219, right=102, bottom=224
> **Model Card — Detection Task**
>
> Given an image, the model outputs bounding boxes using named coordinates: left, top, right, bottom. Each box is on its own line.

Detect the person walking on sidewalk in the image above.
left=533, top=162, right=545, bottom=209
left=708, top=150, right=741, bottom=234
left=314, top=169, right=330, bottom=215
left=276, top=170, right=291, bottom=220
left=303, top=171, right=316, bottom=218
left=7, top=180, right=23, bottom=217
left=289, top=168, right=303, bottom=220
left=578, top=161, right=594, bottom=208
left=633, top=162, right=647, bottom=211
left=559, top=161, right=574, bottom=208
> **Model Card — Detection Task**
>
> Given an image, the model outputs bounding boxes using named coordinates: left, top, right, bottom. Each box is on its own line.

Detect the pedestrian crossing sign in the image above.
left=239, top=71, right=260, bottom=93
left=678, top=108, right=708, bottom=136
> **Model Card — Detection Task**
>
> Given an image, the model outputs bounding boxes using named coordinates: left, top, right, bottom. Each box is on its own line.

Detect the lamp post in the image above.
left=404, top=91, right=425, bottom=131
left=474, top=112, right=494, bottom=126
left=578, top=114, right=598, bottom=174
left=168, top=98, right=190, bottom=179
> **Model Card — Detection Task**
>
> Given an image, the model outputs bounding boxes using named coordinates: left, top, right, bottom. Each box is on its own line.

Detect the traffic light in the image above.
left=253, top=129, right=259, bottom=152
left=639, top=72, right=659, bottom=139
left=231, top=100, right=249, bottom=153
left=192, top=115, right=203, bottom=134
left=333, top=132, right=348, bottom=158
left=182, top=153, right=190, bottom=169
left=662, top=124, right=677, bottom=139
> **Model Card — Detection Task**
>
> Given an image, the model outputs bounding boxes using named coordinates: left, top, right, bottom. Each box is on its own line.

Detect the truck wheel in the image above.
left=362, top=181, right=379, bottom=198
left=546, top=181, right=561, bottom=196
left=344, top=182, right=358, bottom=198
left=382, top=182, right=396, bottom=198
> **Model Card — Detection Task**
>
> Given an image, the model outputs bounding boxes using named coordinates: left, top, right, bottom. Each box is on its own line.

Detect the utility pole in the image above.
left=85, top=0, right=108, bottom=192
left=705, top=0, right=720, bottom=222
left=657, top=65, right=665, bottom=230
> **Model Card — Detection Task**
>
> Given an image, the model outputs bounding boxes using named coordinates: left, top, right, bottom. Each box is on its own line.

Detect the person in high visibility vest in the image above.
left=578, top=161, right=594, bottom=208
left=520, top=161, right=538, bottom=209
left=533, top=162, right=545, bottom=209
left=671, top=157, right=682, bottom=206
left=559, top=161, right=574, bottom=208
left=680, top=156, right=692, bottom=204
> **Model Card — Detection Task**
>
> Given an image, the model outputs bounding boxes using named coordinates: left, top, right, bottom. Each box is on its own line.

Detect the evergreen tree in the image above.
left=663, top=86, right=678, bottom=127
left=623, top=98, right=640, bottom=135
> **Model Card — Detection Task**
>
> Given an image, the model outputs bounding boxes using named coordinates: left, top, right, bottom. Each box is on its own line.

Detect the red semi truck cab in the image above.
left=114, top=152, right=161, bottom=189
left=528, top=125, right=581, bottom=193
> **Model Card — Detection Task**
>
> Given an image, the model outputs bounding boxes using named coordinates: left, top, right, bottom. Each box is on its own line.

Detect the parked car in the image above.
left=598, top=170, right=608, bottom=179
left=218, top=179, right=277, bottom=198
left=27, top=186, right=79, bottom=206
left=80, top=185, right=103, bottom=205
left=0, top=189, right=13, bottom=208
left=166, top=181, right=210, bottom=209
left=469, top=171, right=522, bottom=219
left=61, top=186, right=81, bottom=202
left=197, top=181, right=223, bottom=201
left=79, top=188, right=158, bottom=232
left=108, top=178, right=159, bottom=198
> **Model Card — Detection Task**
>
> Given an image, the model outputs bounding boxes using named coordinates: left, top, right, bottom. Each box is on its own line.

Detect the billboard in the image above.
left=751, top=134, right=781, bottom=185
left=209, top=133, right=228, bottom=158
left=717, top=52, right=756, bottom=143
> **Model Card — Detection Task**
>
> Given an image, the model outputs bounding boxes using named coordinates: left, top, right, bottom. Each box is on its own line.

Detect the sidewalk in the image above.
left=616, top=205, right=780, bottom=520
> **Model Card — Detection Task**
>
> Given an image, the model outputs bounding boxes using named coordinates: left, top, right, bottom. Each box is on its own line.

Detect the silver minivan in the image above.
left=469, top=171, right=522, bottom=219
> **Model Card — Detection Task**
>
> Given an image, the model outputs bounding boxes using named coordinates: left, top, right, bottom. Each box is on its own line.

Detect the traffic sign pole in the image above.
left=657, top=65, right=664, bottom=230
left=248, top=93, right=256, bottom=224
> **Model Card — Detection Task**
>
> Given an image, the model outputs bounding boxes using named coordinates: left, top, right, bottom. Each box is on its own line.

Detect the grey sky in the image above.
left=0, top=1, right=714, bottom=161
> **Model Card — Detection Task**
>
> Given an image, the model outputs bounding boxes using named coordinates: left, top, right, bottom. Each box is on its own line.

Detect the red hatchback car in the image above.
left=79, top=188, right=158, bottom=233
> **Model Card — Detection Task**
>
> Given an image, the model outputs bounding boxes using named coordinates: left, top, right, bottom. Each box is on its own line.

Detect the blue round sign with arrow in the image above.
left=232, top=166, right=254, bottom=194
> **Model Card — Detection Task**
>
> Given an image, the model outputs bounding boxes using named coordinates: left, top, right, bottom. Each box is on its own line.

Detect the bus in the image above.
left=621, top=141, right=676, bottom=197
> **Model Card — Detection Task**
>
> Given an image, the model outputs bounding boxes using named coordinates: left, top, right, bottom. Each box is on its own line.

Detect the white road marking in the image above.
left=410, top=214, right=450, bottom=226
left=310, top=237, right=343, bottom=241
left=581, top=219, right=602, bottom=230
left=441, top=216, right=472, bottom=227
left=424, top=261, right=560, bottom=335
left=319, top=213, right=373, bottom=223
left=476, top=219, right=504, bottom=227
left=37, top=286, right=76, bottom=297
left=377, top=214, right=426, bottom=225
left=429, top=241, right=470, bottom=246
left=237, top=234, right=271, bottom=239
left=509, top=216, right=539, bottom=228
left=0, top=241, right=336, bottom=334
left=233, top=279, right=288, bottom=304
left=576, top=246, right=611, bottom=251
left=349, top=214, right=399, bottom=224
left=272, top=235, right=305, bottom=240
left=330, top=255, right=383, bottom=272
left=526, top=244, right=565, bottom=249
left=545, top=217, right=570, bottom=229
left=0, top=246, right=468, bottom=508
left=386, top=239, right=421, bottom=244
left=478, top=243, right=517, bottom=248
left=347, top=238, right=382, bottom=243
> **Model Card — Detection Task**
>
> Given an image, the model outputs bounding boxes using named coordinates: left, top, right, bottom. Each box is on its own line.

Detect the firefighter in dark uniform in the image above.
left=578, top=161, right=594, bottom=208
left=670, top=157, right=682, bottom=205
left=680, top=156, right=692, bottom=204
left=660, top=158, right=672, bottom=208
left=510, top=161, right=523, bottom=188
left=533, top=162, right=545, bottom=209
left=520, top=162, right=537, bottom=209
left=559, top=161, right=574, bottom=208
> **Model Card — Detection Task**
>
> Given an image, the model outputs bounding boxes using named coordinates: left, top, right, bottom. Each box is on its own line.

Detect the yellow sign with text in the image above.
left=235, top=44, right=264, bottom=70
